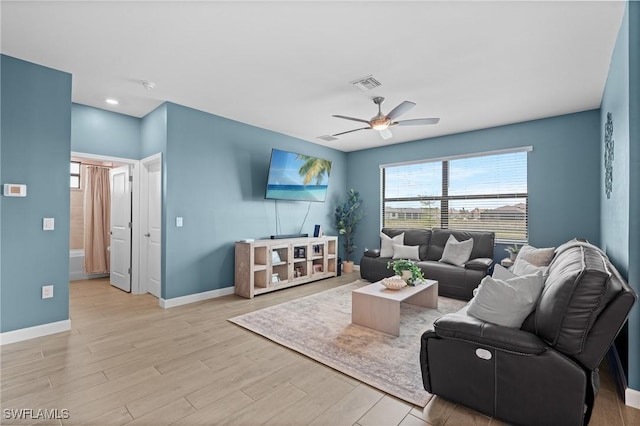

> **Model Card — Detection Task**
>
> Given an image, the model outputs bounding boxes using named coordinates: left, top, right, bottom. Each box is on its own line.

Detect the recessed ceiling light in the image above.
left=105, top=98, right=119, bottom=105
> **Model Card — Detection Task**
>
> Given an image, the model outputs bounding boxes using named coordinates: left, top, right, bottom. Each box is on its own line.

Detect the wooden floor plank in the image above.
left=358, top=395, right=413, bottom=426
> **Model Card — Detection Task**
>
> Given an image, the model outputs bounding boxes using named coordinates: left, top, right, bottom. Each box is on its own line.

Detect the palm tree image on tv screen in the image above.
left=266, top=149, right=332, bottom=202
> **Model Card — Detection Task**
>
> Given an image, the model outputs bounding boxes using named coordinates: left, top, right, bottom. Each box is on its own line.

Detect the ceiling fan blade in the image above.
left=386, top=101, right=416, bottom=121
left=331, top=127, right=370, bottom=137
left=396, top=117, right=440, bottom=126
left=379, top=128, right=393, bottom=140
left=332, top=115, right=371, bottom=125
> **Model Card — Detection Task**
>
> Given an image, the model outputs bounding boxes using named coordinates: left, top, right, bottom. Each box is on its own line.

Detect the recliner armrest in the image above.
left=433, top=312, right=547, bottom=355
left=363, top=249, right=381, bottom=258
left=464, top=257, right=493, bottom=270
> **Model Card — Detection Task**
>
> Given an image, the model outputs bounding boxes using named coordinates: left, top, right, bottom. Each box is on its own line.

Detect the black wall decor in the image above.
left=604, top=112, right=614, bottom=199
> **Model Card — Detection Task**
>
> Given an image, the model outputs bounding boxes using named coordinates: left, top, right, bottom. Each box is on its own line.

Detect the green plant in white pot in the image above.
left=387, top=259, right=425, bottom=286
left=334, top=189, right=364, bottom=273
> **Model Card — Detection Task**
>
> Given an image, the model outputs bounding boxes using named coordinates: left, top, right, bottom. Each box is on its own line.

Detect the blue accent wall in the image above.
left=600, top=1, right=640, bottom=394
left=628, top=0, right=640, bottom=393
left=148, top=102, right=346, bottom=299
left=141, top=104, right=167, bottom=159
left=71, top=103, right=141, bottom=159
left=347, top=111, right=601, bottom=264
left=140, top=104, right=168, bottom=297
left=1, top=55, right=71, bottom=332
left=601, top=5, right=630, bottom=278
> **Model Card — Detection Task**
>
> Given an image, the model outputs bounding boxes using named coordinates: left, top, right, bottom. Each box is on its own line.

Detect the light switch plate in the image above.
left=176, top=217, right=183, bottom=227
left=43, top=218, right=55, bottom=231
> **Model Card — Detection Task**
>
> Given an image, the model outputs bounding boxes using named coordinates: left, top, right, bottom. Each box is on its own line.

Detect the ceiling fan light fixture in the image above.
left=371, top=117, right=390, bottom=131
left=330, top=96, right=439, bottom=141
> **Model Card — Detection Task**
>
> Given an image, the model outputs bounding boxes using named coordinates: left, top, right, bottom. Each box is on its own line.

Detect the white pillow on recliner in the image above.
left=380, top=232, right=404, bottom=257
left=467, top=272, right=544, bottom=328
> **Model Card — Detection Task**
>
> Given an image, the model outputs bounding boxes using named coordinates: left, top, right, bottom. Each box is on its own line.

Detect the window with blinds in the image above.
left=382, top=149, right=529, bottom=242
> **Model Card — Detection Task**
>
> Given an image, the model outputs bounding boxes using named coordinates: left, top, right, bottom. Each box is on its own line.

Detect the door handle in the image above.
left=144, top=233, right=151, bottom=237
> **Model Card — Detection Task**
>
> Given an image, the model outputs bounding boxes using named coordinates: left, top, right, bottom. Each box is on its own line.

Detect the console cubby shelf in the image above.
left=235, top=236, right=338, bottom=298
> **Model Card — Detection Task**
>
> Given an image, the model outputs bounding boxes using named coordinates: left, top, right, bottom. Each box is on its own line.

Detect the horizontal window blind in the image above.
left=382, top=150, right=528, bottom=242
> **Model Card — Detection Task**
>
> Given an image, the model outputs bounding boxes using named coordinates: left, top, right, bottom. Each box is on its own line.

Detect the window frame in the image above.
left=70, top=161, right=81, bottom=189
left=380, top=147, right=532, bottom=243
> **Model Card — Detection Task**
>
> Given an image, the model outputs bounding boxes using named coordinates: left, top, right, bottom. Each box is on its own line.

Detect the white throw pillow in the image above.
left=439, top=235, right=474, bottom=266
left=474, top=265, right=515, bottom=296
left=467, top=272, right=544, bottom=328
left=392, top=244, right=420, bottom=261
left=512, top=257, right=548, bottom=277
left=514, top=244, right=555, bottom=267
left=380, top=232, right=404, bottom=258
left=492, top=264, right=517, bottom=280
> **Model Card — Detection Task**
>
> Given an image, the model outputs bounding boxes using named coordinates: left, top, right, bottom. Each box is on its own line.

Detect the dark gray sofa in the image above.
left=420, top=240, right=637, bottom=426
left=360, top=228, right=495, bottom=300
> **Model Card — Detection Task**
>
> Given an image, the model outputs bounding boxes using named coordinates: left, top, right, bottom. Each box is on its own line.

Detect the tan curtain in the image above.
left=84, top=166, right=111, bottom=274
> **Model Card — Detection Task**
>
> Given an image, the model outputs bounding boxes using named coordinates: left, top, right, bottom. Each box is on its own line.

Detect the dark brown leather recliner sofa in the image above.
left=360, top=228, right=495, bottom=300
left=420, top=240, right=637, bottom=426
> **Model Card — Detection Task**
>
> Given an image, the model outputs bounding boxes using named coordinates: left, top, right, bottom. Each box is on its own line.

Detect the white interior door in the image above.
left=146, top=160, right=162, bottom=298
left=110, top=165, right=132, bottom=292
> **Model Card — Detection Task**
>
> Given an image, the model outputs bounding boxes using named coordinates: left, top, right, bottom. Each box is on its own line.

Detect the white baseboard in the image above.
left=0, top=319, right=71, bottom=345
left=626, top=387, right=640, bottom=409
left=160, top=286, right=235, bottom=309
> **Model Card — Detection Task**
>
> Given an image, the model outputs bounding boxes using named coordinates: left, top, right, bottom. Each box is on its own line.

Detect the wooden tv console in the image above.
left=234, top=236, right=338, bottom=298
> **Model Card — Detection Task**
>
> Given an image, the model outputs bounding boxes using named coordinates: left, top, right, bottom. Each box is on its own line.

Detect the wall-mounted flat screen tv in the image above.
left=265, top=149, right=332, bottom=202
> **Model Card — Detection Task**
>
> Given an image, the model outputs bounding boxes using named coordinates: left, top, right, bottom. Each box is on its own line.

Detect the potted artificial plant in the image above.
left=334, top=189, right=364, bottom=274
left=505, top=243, right=521, bottom=261
left=387, top=259, right=425, bottom=286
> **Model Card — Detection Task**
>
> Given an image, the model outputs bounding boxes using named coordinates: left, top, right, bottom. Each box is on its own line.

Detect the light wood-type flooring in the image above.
left=1, top=273, right=639, bottom=425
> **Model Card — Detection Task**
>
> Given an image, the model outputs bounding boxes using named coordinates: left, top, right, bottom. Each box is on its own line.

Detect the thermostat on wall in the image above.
left=3, top=184, right=27, bottom=197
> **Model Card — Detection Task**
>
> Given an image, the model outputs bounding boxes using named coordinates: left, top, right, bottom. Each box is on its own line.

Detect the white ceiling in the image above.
left=1, top=1, right=625, bottom=152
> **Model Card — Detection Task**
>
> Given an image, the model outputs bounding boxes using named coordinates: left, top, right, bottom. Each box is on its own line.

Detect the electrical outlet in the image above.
left=43, top=218, right=55, bottom=231
left=42, top=285, right=54, bottom=299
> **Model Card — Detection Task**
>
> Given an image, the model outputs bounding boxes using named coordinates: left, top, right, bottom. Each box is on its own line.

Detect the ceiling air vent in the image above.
left=317, top=135, right=339, bottom=142
left=351, top=75, right=381, bottom=91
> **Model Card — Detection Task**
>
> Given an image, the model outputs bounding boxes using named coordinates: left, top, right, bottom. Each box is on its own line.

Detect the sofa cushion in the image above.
left=416, top=260, right=467, bottom=292
left=380, top=232, right=404, bottom=257
left=426, top=229, right=494, bottom=261
left=392, top=244, right=420, bottom=260
left=439, top=235, right=473, bottom=266
left=382, top=228, right=431, bottom=260
left=535, top=243, right=621, bottom=354
left=467, top=272, right=544, bottom=328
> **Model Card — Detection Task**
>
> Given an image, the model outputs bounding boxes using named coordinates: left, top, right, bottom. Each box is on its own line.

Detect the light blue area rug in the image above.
left=229, top=280, right=466, bottom=406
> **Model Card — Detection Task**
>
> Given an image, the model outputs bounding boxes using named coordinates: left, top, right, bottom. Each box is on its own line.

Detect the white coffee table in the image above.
left=351, top=279, right=438, bottom=336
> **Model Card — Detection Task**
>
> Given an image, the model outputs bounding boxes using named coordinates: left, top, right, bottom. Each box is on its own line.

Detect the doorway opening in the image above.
left=70, top=152, right=161, bottom=299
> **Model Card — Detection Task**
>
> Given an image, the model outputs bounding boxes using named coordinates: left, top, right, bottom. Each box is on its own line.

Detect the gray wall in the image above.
left=1, top=55, right=72, bottom=332
left=346, top=110, right=601, bottom=264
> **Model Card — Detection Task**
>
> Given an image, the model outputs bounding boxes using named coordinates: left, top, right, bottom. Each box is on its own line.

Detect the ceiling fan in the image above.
left=331, top=97, right=440, bottom=140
